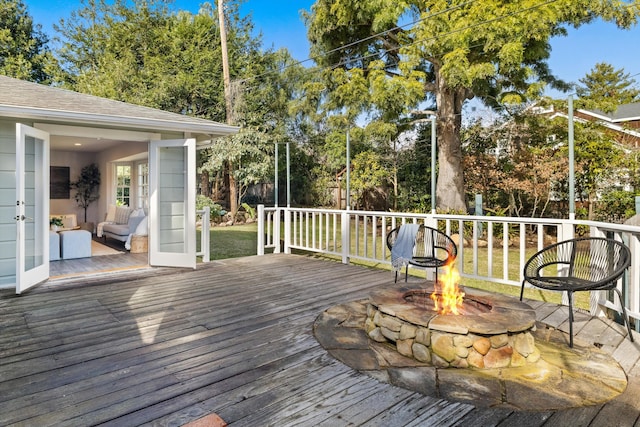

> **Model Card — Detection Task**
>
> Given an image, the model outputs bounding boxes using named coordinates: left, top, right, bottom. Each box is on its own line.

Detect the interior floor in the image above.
left=49, top=237, right=149, bottom=280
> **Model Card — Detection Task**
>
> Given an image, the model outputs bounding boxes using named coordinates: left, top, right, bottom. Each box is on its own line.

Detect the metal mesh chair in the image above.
left=386, top=225, right=457, bottom=283
left=520, top=237, right=634, bottom=347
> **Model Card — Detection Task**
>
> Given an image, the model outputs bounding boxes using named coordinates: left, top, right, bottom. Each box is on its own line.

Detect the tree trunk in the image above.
left=435, top=73, right=468, bottom=212
left=229, top=160, right=238, bottom=222
left=200, top=169, right=210, bottom=197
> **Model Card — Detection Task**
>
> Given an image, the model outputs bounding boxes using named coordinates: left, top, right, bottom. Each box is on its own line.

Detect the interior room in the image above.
left=48, top=127, right=153, bottom=278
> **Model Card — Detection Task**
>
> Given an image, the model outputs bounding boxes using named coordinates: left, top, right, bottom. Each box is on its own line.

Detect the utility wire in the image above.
left=237, top=0, right=563, bottom=89
left=236, top=0, right=639, bottom=108
left=235, top=0, right=480, bottom=84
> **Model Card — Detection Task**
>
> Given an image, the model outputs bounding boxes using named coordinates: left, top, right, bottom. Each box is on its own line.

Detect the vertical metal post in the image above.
left=346, top=129, right=351, bottom=210
left=475, top=193, right=483, bottom=236
left=431, top=116, right=436, bottom=214
left=274, top=143, right=279, bottom=207
left=286, top=142, right=291, bottom=208
left=568, top=95, right=575, bottom=220
left=636, top=196, right=640, bottom=214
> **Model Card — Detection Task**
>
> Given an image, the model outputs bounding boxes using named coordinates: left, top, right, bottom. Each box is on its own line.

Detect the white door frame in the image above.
left=16, top=123, right=50, bottom=294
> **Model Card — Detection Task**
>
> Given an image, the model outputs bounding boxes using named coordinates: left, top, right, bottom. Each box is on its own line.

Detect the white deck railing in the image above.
left=257, top=205, right=640, bottom=327
left=196, top=206, right=210, bottom=263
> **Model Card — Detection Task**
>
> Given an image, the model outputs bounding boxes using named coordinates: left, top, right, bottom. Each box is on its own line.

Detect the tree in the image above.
left=576, top=62, right=640, bottom=112
left=203, top=129, right=272, bottom=216
left=463, top=112, right=568, bottom=218
left=305, top=0, right=640, bottom=211
left=0, top=0, right=54, bottom=82
left=571, top=122, right=626, bottom=219
left=70, top=163, right=101, bottom=223
left=54, top=0, right=228, bottom=119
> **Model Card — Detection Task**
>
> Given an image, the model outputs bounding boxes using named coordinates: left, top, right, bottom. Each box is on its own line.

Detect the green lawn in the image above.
left=197, top=222, right=588, bottom=310
left=197, top=223, right=262, bottom=260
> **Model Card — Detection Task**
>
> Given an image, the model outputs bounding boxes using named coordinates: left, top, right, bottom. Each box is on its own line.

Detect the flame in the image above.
left=430, top=263, right=465, bottom=315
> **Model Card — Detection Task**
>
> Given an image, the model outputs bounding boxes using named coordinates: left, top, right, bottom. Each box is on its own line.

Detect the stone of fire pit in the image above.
left=367, top=285, right=538, bottom=369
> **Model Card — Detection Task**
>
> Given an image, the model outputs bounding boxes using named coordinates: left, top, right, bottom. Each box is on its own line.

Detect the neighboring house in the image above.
left=542, top=102, right=640, bottom=150
left=574, top=102, right=640, bottom=149
left=0, top=75, right=238, bottom=293
left=544, top=102, right=640, bottom=195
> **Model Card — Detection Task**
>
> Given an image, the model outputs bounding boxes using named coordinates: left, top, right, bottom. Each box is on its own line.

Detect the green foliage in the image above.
left=50, top=216, right=63, bottom=227
left=196, top=195, right=224, bottom=218
left=594, top=190, right=637, bottom=222
left=241, top=202, right=256, bottom=219
left=204, top=129, right=274, bottom=208
left=54, top=0, right=230, bottom=120
left=350, top=150, right=390, bottom=209
left=0, top=0, right=55, bottom=82
left=576, top=62, right=640, bottom=113
left=396, top=124, right=434, bottom=212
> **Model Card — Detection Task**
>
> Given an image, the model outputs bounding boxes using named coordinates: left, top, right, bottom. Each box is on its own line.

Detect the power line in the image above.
left=237, top=0, right=564, bottom=91
left=235, top=0, right=639, bottom=112
left=235, top=0, right=481, bottom=85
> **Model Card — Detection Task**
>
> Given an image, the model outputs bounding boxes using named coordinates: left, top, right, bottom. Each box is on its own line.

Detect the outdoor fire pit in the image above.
left=314, top=268, right=628, bottom=410
left=366, top=285, right=538, bottom=368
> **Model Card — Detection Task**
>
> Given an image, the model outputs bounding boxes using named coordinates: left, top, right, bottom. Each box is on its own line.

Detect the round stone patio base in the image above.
left=313, top=295, right=628, bottom=410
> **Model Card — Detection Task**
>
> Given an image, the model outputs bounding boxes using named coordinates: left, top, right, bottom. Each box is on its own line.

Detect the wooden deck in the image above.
left=1, top=254, right=639, bottom=426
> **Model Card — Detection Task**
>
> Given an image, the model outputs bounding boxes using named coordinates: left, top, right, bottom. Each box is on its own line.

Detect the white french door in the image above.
left=149, top=139, right=196, bottom=268
left=16, top=124, right=50, bottom=294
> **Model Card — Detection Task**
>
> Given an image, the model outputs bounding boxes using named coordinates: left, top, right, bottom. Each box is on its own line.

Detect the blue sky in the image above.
left=27, top=0, right=640, bottom=100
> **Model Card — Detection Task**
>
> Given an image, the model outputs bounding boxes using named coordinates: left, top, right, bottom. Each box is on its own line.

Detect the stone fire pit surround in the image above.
left=366, top=286, right=539, bottom=369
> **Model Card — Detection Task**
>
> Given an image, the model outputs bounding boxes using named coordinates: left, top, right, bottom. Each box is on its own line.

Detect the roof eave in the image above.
left=0, top=105, right=240, bottom=136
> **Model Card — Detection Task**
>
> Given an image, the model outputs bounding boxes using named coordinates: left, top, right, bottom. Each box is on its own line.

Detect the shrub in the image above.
left=196, top=195, right=225, bottom=219
left=594, top=190, right=636, bottom=223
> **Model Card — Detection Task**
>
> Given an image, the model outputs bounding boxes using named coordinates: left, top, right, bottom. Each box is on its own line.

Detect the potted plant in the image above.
left=70, top=163, right=100, bottom=232
left=50, top=216, right=63, bottom=231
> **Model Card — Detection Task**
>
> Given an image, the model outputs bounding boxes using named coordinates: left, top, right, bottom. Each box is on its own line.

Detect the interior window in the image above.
left=115, top=164, right=132, bottom=206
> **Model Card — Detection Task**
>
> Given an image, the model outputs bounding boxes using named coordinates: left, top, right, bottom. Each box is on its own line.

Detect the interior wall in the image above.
left=50, top=150, right=100, bottom=225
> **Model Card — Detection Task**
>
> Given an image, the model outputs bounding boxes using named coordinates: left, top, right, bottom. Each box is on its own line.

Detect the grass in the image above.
left=197, top=223, right=262, bottom=260
left=197, top=222, right=589, bottom=310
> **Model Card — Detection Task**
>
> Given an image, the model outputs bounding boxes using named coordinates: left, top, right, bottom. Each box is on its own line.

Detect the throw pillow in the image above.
left=134, top=216, right=148, bottom=236
left=130, top=208, right=145, bottom=217
left=114, top=206, right=131, bottom=224
left=105, top=204, right=117, bottom=222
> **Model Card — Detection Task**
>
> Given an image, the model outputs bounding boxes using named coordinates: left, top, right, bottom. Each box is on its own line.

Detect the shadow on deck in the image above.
left=1, top=254, right=639, bottom=426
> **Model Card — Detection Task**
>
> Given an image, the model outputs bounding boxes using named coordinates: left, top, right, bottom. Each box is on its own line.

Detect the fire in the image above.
left=430, top=264, right=465, bottom=315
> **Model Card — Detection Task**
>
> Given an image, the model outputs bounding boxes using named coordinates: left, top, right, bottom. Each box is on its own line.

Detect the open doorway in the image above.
left=47, top=126, right=152, bottom=280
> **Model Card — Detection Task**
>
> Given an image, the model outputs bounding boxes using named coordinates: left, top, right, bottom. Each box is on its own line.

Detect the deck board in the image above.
left=1, top=254, right=639, bottom=426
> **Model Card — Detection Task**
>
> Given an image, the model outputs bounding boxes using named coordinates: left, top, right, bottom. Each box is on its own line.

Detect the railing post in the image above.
left=341, top=210, right=350, bottom=264
left=284, top=208, right=292, bottom=254
left=274, top=207, right=281, bottom=254
left=628, top=233, right=640, bottom=329
left=257, top=204, right=265, bottom=256
left=559, top=221, right=574, bottom=242
left=424, top=216, right=438, bottom=229
left=202, top=206, right=210, bottom=262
